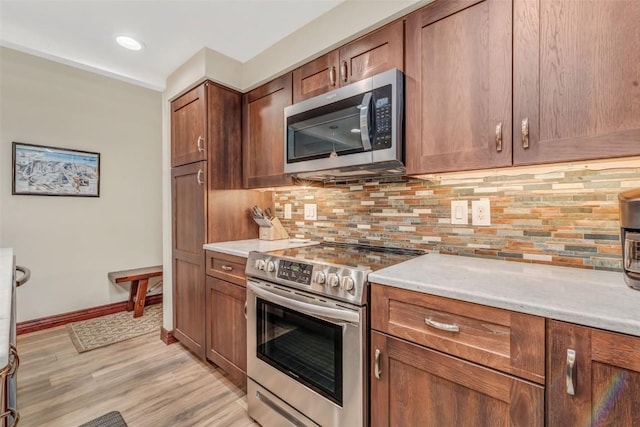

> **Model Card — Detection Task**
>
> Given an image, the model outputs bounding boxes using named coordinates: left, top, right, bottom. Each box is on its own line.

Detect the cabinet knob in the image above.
left=521, top=118, right=530, bottom=149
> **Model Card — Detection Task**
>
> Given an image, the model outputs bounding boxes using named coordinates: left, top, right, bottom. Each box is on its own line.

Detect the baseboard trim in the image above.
left=17, top=294, right=163, bottom=335
left=160, top=327, right=178, bottom=345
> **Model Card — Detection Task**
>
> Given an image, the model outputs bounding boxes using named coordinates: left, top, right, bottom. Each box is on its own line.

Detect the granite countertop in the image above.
left=204, top=239, right=320, bottom=258
left=369, top=253, right=640, bottom=337
left=1, top=248, right=15, bottom=369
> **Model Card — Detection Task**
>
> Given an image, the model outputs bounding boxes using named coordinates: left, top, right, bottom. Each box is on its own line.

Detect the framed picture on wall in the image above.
left=12, top=142, right=101, bottom=197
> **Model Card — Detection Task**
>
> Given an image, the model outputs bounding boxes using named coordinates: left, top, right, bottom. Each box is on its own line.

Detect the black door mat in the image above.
left=78, top=411, right=128, bottom=427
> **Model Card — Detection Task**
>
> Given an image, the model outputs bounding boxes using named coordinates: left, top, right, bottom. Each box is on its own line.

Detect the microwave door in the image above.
left=287, top=93, right=371, bottom=162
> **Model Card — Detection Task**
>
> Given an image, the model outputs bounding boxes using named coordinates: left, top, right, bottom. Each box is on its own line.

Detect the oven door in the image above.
left=247, top=279, right=365, bottom=427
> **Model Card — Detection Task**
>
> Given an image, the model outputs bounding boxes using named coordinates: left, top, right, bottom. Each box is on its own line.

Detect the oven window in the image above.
left=256, top=297, right=343, bottom=406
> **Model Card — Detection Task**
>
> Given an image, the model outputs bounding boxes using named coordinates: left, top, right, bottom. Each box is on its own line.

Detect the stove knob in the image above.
left=267, top=261, right=276, bottom=272
left=256, top=260, right=266, bottom=271
left=328, top=273, right=340, bottom=288
left=314, top=271, right=326, bottom=285
left=342, top=277, right=355, bottom=292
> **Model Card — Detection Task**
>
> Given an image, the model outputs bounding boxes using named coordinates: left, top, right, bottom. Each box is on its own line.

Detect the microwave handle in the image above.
left=359, top=92, right=373, bottom=150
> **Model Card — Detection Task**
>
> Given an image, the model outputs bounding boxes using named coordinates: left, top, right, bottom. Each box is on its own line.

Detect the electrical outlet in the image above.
left=450, top=200, right=468, bottom=225
left=304, top=204, right=317, bottom=221
left=472, top=199, right=491, bottom=226
left=284, top=203, right=292, bottom=219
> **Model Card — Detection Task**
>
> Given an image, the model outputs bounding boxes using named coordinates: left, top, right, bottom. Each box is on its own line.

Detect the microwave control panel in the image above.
left=373, top=84, right=393, bottom=150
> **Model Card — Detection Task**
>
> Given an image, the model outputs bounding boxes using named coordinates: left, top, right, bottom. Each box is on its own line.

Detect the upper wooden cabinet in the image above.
left=406, top=0, right=640, bottom=175
left=171, top=82, right=243, bottom=189
left=513, top=0, right=640, bottom=165
left=243, top=73, right=293, bottom=188
left=171, top=84, right=206, bottom=167
left=405, top=0, right=513, bottom=175
left=207, top=83, right=243, bottom=189
left=547, top=320, right=640, bottom=426
left=293, top=20, right=404, bottom=103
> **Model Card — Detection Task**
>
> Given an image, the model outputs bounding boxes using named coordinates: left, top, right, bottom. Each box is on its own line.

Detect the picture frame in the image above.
left=12, top=142, right=101, bottom=197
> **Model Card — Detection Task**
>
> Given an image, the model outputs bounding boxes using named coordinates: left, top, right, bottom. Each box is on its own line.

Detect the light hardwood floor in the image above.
left=16, top=326, right=259, bottom=427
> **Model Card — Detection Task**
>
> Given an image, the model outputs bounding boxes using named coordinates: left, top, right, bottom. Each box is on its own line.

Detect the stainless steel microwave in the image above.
left=284, top=68, right=404, bottom=181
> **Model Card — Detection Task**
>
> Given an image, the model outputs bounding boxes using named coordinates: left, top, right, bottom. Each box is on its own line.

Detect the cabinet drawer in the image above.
left=205, top=251, right=247, bottom=286
left=371, top=284, right=545, bottom=384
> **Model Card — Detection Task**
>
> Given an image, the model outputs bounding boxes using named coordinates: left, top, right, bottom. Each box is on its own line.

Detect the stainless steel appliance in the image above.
left=2, top=261, right=29, bottom=427
left=245, top=243, right=423, bottom=427
left=620, top=188, right=640, bottom=290
left=284, top=69, right=404, bottom=181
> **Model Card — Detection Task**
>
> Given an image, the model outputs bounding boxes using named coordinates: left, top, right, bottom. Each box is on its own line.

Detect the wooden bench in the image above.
left=108, top=266, right=163, bottom=318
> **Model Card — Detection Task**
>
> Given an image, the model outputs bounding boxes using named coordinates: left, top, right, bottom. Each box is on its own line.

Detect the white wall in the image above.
left=0, top=47, right=163, bottom=322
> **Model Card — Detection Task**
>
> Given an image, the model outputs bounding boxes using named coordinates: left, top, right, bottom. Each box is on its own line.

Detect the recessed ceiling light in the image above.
left=115, top=35, right=143, bottom=51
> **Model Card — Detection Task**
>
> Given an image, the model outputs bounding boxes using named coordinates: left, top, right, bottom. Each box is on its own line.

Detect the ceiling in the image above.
left=0, top=0, right=344, bottom=91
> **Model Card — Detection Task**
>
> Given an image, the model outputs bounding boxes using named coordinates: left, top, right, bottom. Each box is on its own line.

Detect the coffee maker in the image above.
left=619, top=188, right=640, bottom=290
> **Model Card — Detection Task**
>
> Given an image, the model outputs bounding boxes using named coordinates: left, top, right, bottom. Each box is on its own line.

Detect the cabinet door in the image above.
left=242, top=73, right=293, bottom=188
left=339, top=19, right=404, bottom=86
left=171, top=84, right=207, bottom=167
left=514, top=0, right=640, bottom=165
left=405, top=0, right=512, bottom=175
left=292, top=51, right=339, bottom=103
left=171, top=162, right=206, bottom=359
left=371, top=331, right=543, bottom=427
left=207, top=83, right=242, bottom=189
left=205, top=276, right=247, bottom=389
left=547, top=320, right=640, bottom=426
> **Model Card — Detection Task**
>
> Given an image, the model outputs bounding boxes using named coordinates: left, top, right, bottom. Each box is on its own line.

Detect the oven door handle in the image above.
left=247, top=281, right=360, bottom=325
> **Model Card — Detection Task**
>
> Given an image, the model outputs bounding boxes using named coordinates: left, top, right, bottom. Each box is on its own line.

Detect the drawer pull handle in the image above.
left=197, top=135, right=205, bottom=152
left=220, top=265, right=233, bottom=271
left=244, top=301, right=248, bottom=320
left=196, top=169, right=204, bottom=185
left=495, top=122, right=503, bottom=152
left=329, top=66, right=336, bottom=86
left=374, top=348, right=382, bottom=380
left=424, top=318, right=460, bottom=333
left=566, top=349, right=576, bottom=395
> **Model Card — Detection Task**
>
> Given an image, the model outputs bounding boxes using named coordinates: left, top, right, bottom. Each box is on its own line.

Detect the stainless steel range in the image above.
left=245, top=243, right=423, bottom=427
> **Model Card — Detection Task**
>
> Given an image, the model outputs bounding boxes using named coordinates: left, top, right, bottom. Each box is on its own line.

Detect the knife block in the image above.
left=259, top=217, right=290, bottom=241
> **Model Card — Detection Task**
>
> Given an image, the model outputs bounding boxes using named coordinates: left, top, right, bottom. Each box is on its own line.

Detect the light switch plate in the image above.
left=284, top=204, right=292, bottom=219
left=450, top=200, right=468, bottom=225
left=304, top=204, right=317, bottom=221
left=472, top=199, right=491, bottom=226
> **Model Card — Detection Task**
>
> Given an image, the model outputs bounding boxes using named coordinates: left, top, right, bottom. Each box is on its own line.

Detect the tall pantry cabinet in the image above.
left=171, top=81, right=269, bottom=359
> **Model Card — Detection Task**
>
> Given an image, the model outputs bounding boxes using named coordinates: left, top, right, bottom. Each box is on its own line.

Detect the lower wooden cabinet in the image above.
left=205, top=251, right=247, bottom=389
left=172, top=162, right=207, bottom=359
left=370, top=284, right=545, bottom=426
left=370, top=331, right=543, bottom=427
left=547, top=320, right=640, bottom=427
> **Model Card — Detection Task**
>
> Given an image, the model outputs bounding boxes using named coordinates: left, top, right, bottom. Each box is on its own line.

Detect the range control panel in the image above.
left=245, top=252, right=369, bottom=306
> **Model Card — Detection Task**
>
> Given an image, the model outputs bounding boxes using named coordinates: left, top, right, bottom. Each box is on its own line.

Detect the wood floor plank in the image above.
left=16, top=326, right=259, bottom=426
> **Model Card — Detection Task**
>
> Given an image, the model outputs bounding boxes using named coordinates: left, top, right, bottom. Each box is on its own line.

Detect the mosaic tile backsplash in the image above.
left=274, top=164, right=640, bottom=271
